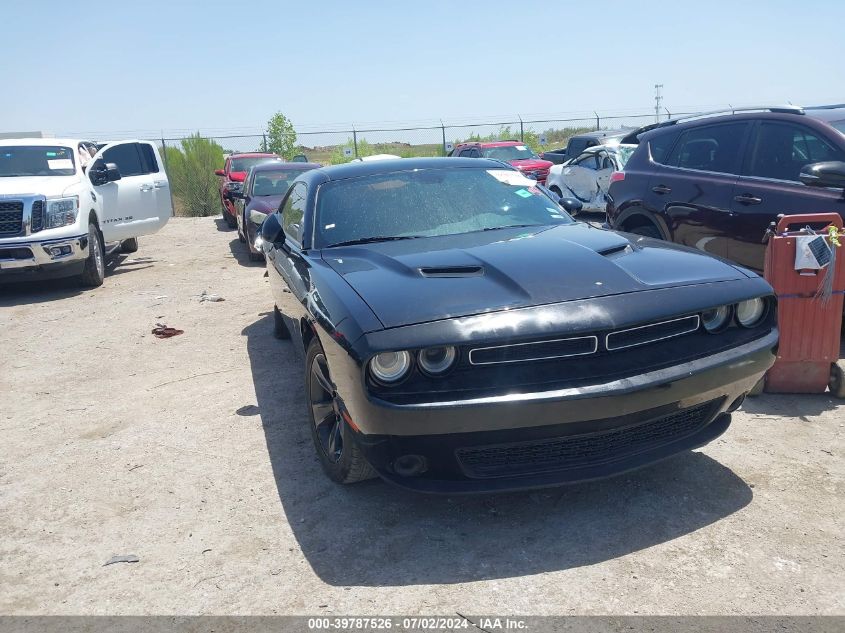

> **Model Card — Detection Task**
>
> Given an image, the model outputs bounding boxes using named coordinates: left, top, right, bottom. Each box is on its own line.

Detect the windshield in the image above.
left=0, top=146, right=76, bottom=177
left=231, top=156, right=276, bottom=173
left=616, top=146, right=636, bottom=169
left=252, top=170, right=306, bottom=196
left=481, top=145, right=537, bottom=161
left=315, top=167, right=574, bottom=248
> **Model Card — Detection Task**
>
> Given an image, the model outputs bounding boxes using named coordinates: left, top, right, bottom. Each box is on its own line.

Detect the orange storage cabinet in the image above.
left=763, top=213, right=844, bottom=396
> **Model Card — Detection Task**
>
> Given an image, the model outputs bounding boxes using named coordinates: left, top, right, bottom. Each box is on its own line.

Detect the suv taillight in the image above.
left=609, top=171, right=625, bottom=184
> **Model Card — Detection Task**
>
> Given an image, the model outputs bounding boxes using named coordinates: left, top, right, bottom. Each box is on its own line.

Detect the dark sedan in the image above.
left=233, top=161, right=321, bottom=260
left=257, top=157, right=777, bottom=493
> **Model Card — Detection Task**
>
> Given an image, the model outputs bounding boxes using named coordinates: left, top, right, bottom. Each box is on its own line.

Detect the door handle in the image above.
left=734, top=193, right=762, bottom=205
left=153, top=180, right=168, bottom=189
left=139, top=184, right=154, bottom=192
left=651, top=185, right=671, bottom=194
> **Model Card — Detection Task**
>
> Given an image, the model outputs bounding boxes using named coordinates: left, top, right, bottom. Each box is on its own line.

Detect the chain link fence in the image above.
left=154, top=110, right=697, bottom=217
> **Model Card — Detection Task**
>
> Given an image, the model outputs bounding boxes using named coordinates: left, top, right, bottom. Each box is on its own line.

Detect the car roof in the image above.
left=0, top=137, right=88, bottom=147
left=571, top=129, right=629, bottom=141
left=230, top=152, right=278, bottom=158
left=805, top=105, right=845, bottom=124
left=457, top=140, right=523, bottom=148
left=251, top=161, right=320, bottom=173
left=304, top=157, right=511, bottom=182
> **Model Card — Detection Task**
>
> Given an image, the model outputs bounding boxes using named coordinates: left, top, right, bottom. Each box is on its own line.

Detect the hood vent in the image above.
left=597, top=243, right=634, bottom=258
left=419, top=265, right=484, bottom=278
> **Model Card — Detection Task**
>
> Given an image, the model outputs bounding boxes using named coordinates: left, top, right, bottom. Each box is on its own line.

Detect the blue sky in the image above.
left=3, top=0, right=844, bottom=137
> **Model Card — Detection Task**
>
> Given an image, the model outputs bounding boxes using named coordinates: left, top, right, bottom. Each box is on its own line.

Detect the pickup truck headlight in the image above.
left=45, top=196, right=79, bottom=229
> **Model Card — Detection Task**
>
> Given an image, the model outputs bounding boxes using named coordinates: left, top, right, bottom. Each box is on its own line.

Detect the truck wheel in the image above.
left=829, top=362, right=845, bottom=399
left=305, top=337, right=376, bottom=484
left=79, top=223, right=105, bottom=287
left=120, top=237, right=138, bottom=253
left=273, top=305, right=291, bottom=339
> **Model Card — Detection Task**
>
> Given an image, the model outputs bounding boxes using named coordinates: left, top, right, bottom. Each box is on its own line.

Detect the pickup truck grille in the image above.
left=0, top=201, right=24, bottom=236
left=30, top=200, right=44, bottom=233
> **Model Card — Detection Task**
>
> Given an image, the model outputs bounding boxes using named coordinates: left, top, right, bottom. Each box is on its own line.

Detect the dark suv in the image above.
left=606, top=105, right=845, bottom=272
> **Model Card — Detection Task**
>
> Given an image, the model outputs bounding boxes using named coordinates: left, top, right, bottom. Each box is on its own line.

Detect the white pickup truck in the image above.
left=0, top=138, right=172, bottom=287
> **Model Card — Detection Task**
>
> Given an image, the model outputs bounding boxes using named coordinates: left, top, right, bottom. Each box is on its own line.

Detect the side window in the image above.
left=567, top=138, right=588, bottom=156
left=281, top=182, right=307, bottom=244
left=668, top=122, right=749, bottom=174
left=647, top=131, right=678, bottom=165
left=469, top=149, right=482, bottom=158
left=102, top=143, right=145, bottom=177
left=575, top=154, right=599, bottom=170
left=747, top=122, right=845, bottom=182
left=138, top=143, right=160, bottom=174
left=459, top=149, right=473, bottom=157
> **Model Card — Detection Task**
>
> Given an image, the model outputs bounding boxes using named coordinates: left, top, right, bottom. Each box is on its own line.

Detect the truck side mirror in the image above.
left=214, top=169, right=225, bottom=177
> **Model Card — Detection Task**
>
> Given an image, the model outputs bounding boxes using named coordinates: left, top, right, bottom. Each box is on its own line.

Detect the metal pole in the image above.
left=594, top=111, right=600, bottom=131
left=441, top=119, right=446, bottom=156
left=518, top=116, right=524, bottom=142
left=160, top=132, right=167, bottom=169
left=352, top=125, right=358, bottom=158
left=665, top=107, right=671, bottom=120
left=262, top=133, right=267, bottom=152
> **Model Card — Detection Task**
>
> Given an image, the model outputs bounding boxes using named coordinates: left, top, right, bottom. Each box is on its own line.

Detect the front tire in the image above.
left=79, top=222, right=105, bottom=287
left=305, top=338, right=376, bottom=484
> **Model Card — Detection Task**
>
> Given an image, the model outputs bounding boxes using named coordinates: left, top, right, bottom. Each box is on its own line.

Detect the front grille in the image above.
left=456, top=400, right=717, bottom=478
left=30, top=200, right=44, bottom=233
left=0, top=201, right=24, bottom=236
left=469, top=336, right=598, bottom=365
left=606, top=315, right=701, bottom=351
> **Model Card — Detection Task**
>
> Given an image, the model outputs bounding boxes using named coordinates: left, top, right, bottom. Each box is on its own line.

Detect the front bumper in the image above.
left=0, top=234, right=88, bottom=280
left=343, top=330, right=776, bottom=492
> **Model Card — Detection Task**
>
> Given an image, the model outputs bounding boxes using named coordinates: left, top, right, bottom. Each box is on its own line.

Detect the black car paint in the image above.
left=262, top=158, right=777, bottom=492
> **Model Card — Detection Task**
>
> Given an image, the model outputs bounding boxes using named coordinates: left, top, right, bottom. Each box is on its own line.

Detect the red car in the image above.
left=215, top=152, right=279, bottom=227
left=449, top=141, right=553, bottom=183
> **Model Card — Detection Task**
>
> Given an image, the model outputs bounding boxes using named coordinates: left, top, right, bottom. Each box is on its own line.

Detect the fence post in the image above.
left=518, top=115, right=524, bottom=142
left=262, top=133, right=268, bottom=152
left=594, top=112, right=600, bottom=131
left=441, top=119, right=446, bottom=156
left=665, top=107, right=671, bottom=120
left=352, top=125, right=359, bottom=158
left=160, top=132, right=167, bottom=170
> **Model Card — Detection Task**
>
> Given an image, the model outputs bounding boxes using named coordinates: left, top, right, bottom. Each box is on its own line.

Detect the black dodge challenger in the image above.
left=258, top=157, right=777, bottom=493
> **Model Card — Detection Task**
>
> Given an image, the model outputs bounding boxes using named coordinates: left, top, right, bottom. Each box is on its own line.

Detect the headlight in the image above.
left=45, top=196, right=79, bottom=229
left=736, top=298, right=765, bottom=328
left=418, top=346, right=457, bottom=375
left=701, top=305, right=731, bottom=333
left=369, top=351, right=412, bottom=384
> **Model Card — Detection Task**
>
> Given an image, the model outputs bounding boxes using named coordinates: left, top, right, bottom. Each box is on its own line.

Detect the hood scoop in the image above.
left=597, top=243, right=634, bottom=258
left=419, top=265, right=484, bottom=278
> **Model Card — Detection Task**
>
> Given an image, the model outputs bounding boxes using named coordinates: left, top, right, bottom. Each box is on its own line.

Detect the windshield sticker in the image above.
left=47, top=159, right=73, bottom=170
left=514, top=188, right=533, bottom=198
left=486, top=169, right=536, bottom=187
left=324, top=223, right=336, bottom=230
left=516, top=145, right=527, bottom=151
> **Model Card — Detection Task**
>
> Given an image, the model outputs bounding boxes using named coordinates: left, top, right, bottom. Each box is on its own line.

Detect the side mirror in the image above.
left=214, top=169, right=225, bottom=177
left=89, top=161, right=121, bottom=186
left=105, top=162, right=121, bottom=182
left=249, top=209, right=268, bottom=225
left=260, top=212, right=284, bottom=245
left=559, top=197, right=583, bottom=215
left=800, top=161, right=845, bottom=189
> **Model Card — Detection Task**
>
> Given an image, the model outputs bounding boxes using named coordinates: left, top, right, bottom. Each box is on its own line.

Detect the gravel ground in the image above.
left=0, top=217, right=842, bottom=615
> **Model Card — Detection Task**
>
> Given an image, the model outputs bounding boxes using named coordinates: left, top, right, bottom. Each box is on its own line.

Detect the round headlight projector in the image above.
left=701, top=305, right=731, bottom=333
left=369, top=351, right=412, bottom=383
left=736, top=298, right=765, bottom=328
left=418, top=346, right=457, bottom=375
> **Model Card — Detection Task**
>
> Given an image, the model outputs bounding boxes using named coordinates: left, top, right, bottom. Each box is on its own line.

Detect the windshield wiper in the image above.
left=481, top=224, right=542, bottom=231
left=328, top=235, right=425, bottom=247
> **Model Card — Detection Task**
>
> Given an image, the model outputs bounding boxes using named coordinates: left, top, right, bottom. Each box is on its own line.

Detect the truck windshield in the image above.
left=0, top=146, right=76, bottom=177
left=231, top=157, right=277, bottom=173
left=481, top=145, right=537, bottom=161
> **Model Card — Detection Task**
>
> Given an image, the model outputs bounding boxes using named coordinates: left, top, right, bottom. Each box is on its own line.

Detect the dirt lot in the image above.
left=0, top=217, right=843, bottom=616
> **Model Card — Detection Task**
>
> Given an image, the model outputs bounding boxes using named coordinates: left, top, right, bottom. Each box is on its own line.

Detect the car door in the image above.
left=88, top=141, right=157, bottom=243
left=560, top=152, right=601, bottom=203
left=644, top=121, right=752, bottom=258
left=138, top=141, right=172, bottom=231
left=270, top=182, right=310, bottom=348
left=727, top=119, right=845, bottom=271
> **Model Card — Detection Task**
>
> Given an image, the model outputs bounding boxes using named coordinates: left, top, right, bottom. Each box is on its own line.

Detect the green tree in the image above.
left=163, top=134, right=225, bottom=217
left=265, top=111, right=297, bottom=158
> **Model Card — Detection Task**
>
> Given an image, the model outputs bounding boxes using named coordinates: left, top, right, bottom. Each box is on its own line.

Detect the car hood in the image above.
left=229, top=171, right=247, bottom=182
left=511, top=158, right=553, bottom=170
left=323, top=223, right=748, bottom=329
left=0, top=175, right=81, bottom=197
